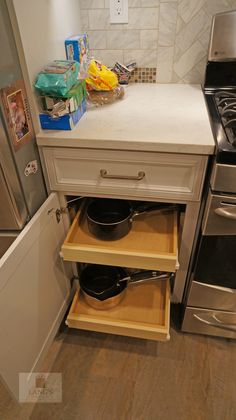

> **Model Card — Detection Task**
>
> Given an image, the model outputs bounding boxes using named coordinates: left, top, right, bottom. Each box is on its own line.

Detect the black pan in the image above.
left=79, top=264, right=170, bottom=310
left=86, top=199, right=175, bottom=241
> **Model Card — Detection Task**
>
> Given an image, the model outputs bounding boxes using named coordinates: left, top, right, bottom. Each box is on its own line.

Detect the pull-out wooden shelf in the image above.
left=61, top=207, right=178, bottom=272
left=66, top=280, right=170, bottom=341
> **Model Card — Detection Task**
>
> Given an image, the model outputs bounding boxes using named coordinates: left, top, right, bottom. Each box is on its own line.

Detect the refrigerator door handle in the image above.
left=194, top=313, right=236, bottom=332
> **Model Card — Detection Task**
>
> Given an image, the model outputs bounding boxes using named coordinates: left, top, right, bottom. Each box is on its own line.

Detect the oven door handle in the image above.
left=214, top=206, right=236, bottom=220
left=194, top=313, right=236, bottom=332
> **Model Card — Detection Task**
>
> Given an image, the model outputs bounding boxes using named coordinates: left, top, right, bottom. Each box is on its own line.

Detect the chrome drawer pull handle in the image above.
left=194, top=314, right=236, bottom=332
left=100, top=169, right=145, bottom=181
left=214, top=207, right=236, bottom=220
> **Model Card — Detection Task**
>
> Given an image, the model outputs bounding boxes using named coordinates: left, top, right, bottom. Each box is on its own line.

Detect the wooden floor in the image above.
left=0, top=323, right=236, bottom=420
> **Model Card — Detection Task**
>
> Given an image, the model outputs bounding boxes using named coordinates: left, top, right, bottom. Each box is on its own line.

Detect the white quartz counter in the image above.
left=36, top=84, right=215, bottom=155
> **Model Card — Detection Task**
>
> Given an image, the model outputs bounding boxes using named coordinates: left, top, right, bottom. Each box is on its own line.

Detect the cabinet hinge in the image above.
left=47, top=207, right=67, bottom=223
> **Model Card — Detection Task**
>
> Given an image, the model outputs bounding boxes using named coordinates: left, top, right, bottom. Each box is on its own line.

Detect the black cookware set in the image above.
left=78, top=198, right=176, bottom=309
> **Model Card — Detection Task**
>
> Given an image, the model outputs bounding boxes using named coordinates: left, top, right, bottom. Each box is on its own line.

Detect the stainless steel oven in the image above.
left=182, top=10, right=236, bottom=339
left=182, top=187, right=236, bottom=339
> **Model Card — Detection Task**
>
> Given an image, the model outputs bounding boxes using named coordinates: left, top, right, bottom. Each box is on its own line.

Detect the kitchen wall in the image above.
left=10, top=0, right=81, bottom=131
left=12, top=0, right=81, bottom=86
left=80, top=0, right=236, bottom=83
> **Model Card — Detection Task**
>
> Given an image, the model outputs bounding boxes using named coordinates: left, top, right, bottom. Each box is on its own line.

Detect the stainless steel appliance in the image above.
left=0, top=0, right=46, bottom=257
left=182, top=10, right=236, bottom=339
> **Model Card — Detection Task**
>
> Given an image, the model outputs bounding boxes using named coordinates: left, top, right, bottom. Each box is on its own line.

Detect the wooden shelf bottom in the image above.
left=66, top=280, right=170, bottom=341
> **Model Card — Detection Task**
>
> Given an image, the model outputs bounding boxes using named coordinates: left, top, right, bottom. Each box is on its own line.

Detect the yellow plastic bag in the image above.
left=86, top=59, right=118, bottom=91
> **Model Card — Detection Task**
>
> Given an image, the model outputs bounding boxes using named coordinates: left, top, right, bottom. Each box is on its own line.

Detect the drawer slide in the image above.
left=61, top=206, right=178, bottom=272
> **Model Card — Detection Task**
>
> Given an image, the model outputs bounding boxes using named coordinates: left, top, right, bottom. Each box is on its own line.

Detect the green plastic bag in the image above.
left=35, top=60, right=79, bottom=96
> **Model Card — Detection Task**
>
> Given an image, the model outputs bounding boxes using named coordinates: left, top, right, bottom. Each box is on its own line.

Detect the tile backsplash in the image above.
left=80, top=0, right=236, bottom=84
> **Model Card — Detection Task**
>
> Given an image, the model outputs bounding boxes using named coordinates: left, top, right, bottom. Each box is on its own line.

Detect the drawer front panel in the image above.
left=61, top=204, right=178, bottom=272
left=43, top=148, right=207, bottom=201
left=182, top=307, right=236, bottom=339
left=188, top=280, right=236, bottom=311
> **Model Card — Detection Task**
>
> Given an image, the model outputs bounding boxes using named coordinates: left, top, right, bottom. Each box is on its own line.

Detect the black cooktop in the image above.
left=203, top=61, right=236, bottom=165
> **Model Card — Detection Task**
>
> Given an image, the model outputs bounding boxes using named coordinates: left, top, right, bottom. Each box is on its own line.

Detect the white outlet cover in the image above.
left=110, top=0, right=128, bottom=24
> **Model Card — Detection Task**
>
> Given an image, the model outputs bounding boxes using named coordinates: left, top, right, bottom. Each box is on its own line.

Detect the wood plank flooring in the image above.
left=0, top=325, right=236, bottom=420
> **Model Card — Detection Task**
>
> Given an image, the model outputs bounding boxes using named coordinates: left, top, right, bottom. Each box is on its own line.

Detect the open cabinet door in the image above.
left=0, top=193, right=70, bottom=400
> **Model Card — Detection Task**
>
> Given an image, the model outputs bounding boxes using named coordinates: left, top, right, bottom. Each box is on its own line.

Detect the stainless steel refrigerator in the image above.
left=0, top=0, right=47, bottom=257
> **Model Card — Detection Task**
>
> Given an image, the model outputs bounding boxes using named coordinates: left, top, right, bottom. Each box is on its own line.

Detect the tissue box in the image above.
left=39, top=99, right=86, bottom=130
left=65, top=34, right=89, bottom=79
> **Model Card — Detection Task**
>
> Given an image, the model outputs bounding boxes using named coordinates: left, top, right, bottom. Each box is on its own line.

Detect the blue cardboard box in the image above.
left=39, top=99, right=86, bottom=130
left=65, top=34, right=89, bottom=79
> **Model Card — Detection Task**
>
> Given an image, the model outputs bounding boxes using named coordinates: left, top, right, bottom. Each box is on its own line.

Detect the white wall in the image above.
left=10, top=0, right=81, bottom=132
left=13, top=0, right=81, bottom=85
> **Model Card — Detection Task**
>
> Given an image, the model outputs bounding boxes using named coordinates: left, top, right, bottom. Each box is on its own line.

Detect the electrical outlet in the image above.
left=110, top=0, right=128, bottom=24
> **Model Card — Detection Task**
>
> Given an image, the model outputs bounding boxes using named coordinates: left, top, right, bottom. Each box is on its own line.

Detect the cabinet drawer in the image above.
left=61, top=205, right=178, bottom=272
left=182, top=307, right=236, bottom=339
left=66, top=280, right=170, bottom=341
left=43, top=147, right=207, bottom=201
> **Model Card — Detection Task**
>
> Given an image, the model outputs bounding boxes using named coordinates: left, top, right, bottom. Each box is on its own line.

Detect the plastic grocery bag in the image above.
left=35, top=60, right=79, bottom=96
left=86, top=59, right=118, bottom=91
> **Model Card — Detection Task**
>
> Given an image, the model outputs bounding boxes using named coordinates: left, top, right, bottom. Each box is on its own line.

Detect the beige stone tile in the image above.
left=87, top=31, right=107, bottom=49
left=126, top=7, right=159, bottom=29
left=88, top=9, right=110, bottom=30
left=104, top=0, right=141, bottom=6
left=140, top=0, right=160, bottom=6
left=199, top=28, right=211, bottom=51
left=159, top=2, right=177, bottom=47
left=90, top=49, right=124, bottom=66
left=195, top=55, right=207, bottom=78
left=181, top=67, right=203, bottom=84
left=174, top=44, right=183, bottom=63
left=178, top=0, right=206, bottom=24
left=204, top=0, right=234, bottom=16
left=176, top=9, right=210, bottom=53
left=171, top=72, right=180, bottom=83
left=80, top=0, right=104, bottom=9
left=129, top=0, right=142, bottom=6
left=157, top=46, right=174, bottom=83
left=107, top=30, right=140, bottom=50
left=140, top=30, right=158, bottom=49
left=80, top=10, right=89, bottom=30
left=176, top=16, right=185, bottom=34
left=173, top=41, right=206, bottom=78
left=124, top=49, right=157, bottom=67
left=88, top=8, right=124, bottom=30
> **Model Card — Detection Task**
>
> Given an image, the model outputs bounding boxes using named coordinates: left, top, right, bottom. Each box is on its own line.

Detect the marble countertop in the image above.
left=36, top=84, right=215, bottom=155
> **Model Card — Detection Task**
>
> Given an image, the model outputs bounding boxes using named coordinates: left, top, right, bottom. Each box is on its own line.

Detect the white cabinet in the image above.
left=42, top=147, right=207, bottom=201
left=0, top=194, right=70, bottom=400
left=41, top=146, right=208, bottom=303
left=0, top=145, right=209, bottom=399
left=0, top=192, right=176, bottom=399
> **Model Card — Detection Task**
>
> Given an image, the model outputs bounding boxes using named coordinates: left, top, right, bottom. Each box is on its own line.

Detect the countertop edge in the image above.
left=36, top=136, right=215, bottom=155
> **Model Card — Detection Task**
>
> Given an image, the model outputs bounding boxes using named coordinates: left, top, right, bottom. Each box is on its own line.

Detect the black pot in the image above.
left=79, top=265, right=127, bottom=301
left=86, top=199, right=175, bottom=241
left=79, top=264, right=170, bottom=310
